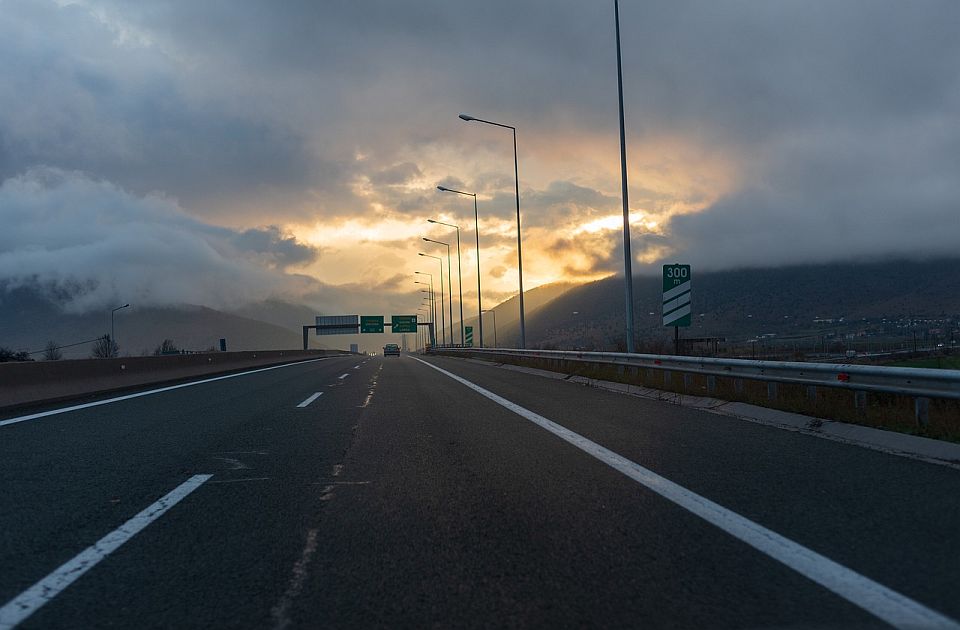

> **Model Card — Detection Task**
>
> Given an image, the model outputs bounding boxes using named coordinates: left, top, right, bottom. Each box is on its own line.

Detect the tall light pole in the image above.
left=614, top=0, right=636, bottom=353
left=423, top=238, right=454, bottom=346
left=482, top=309, right=497, bottom=348
left=420, top=292, right=434, bottom=347
left=419, top=253, right=446, bottom=346
left=459, top=113, right=525, bottom=349
left=428, top=219, right=464, bottom=345
left=111, top=303, right=129, bottom=355
left=416, top=274, right=436, bottom=347
left=437, top=185, right=483, bottom=348
left=418, top=306, right=430, bottom=351
left=420, top=289, right=435, bottom=346
left=416, top=280, right=435, bottom=347
left=415, top=271, right=435, bottom=336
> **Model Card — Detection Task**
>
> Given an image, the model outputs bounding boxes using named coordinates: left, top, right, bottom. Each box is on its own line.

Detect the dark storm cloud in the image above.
left=232, top=226, right=319, bottom=269
left=2, top=0, right=959, bottom=290
left=0, top=1, right=319, bottom=217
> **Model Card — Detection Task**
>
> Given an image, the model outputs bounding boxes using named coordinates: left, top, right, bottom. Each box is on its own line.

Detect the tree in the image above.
left=0, top=347, right=34, bottom=362
left=91, top=335, right=119, bottom=358
left=43, top=340, right=63, bottom=361
left=153, top=339, right=180, bottom=356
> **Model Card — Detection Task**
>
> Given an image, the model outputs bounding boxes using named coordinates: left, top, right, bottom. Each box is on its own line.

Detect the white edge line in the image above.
left=296, top=392, right=323, bottom=408
left=0, top=474, right=212, bottom=629
left=1, top=356, right=344, bottom=429
left=411, top=356, right=959, bottom=630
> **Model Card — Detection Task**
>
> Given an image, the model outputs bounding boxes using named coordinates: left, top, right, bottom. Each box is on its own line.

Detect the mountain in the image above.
left=459, top=281, right=578, bottom=347
left=501, top=258, right=960, bottom=351
left=0, top=288, right=332, bottom=359
left=230, top=299, right=321, bottom=335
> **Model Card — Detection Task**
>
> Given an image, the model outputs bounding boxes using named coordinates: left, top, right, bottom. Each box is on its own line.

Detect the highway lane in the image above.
left=410, top=356, right=960, bottom=623
left=1, top=352, right=958, bottom=628
left=0, top=354, right=376, bottom=627
left=285, top=355, right=960, bottom=628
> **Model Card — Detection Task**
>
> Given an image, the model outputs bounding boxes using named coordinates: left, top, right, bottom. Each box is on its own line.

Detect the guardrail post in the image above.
left=806, top=386, right=817, bottom=402
left=664, top=371, right=672, bottom=386
left=683, top=373, right=692, bottom=391
left=767, top=382, right=778, bottom=401
left=734, top=378, right=744, bottom=395
left=915, top=397, right=930, bottom=427
left=707, top=375, right=717, bottom=394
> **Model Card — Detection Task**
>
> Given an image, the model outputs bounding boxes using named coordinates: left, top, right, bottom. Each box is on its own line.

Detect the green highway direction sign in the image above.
left=662, top=264, right=692, bottom=327
left=360, top=315, right=385, bottom=334
left=464, top=326, right=474, bottom=347
left=391, top=315, right=418, bottom=334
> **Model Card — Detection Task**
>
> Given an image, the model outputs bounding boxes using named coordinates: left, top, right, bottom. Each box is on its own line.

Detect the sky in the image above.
left=2, top=0, right=959, bottom=318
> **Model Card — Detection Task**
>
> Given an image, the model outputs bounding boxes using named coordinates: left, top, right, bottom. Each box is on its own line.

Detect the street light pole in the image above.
left=110, top=303, right=129, bottom=355
left=416, top=271, right=435, bottom=343
left=419, top=253, right=445, bottom=346
left=460, top=113, right=525, bottom=349
left=423, top=238, right=454, bottom=347
left=437, top=186, right=483, bottom=348
left=614, top=0, right=636, bottom=353
left=428, top=218, right=464, bottom=345
left=482, top=309, right=497, bottom=348
left=416, top=279, right=434, bottom=347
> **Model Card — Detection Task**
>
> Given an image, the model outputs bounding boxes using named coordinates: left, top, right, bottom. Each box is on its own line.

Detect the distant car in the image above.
left=383, top=343, right=400, bottom=356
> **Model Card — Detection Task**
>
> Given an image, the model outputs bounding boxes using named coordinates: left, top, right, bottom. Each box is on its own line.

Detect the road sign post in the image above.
left=662, top=264, right=691, bottom=355
left=360, top=315, right=385, bottom=334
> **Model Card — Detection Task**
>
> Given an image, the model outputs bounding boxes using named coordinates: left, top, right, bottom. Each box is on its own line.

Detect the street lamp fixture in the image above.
left=437, top=185, right=483, bottom=348
left=110, top=303, right=130, bottom=355
left=428, top=219, right=464, bottom=346
left=423, top=238, right=454, bottom=346
left=614, top=0, right=636, bottom=353
left=459, top=112, right=525, bottom=349
left=419, top=252, right=446, bottom=346
left=415, top=271, right=436, bottom=346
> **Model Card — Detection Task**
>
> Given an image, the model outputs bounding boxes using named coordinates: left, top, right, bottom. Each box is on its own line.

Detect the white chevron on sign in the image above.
left=663, top=304, right=691, bottom=325
left=662, top=280, right=691, bottom=302
left=662, top=292, right=691, bottom=315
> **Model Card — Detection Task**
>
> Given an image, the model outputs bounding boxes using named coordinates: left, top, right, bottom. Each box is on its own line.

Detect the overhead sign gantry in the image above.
left=302, top=314, right=433, bottom=349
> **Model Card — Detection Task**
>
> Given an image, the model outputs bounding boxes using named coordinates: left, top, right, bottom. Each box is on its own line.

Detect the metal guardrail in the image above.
left=435, top=348, right=960, bottom=401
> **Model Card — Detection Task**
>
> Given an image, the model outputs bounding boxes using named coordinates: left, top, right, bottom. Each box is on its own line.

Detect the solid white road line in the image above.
left=296, top=392, right=323, bottom=408
left=338, top=373, right=349, bottom=380
left=412, top=357, right=960, bottom=630
left=0, top=357, right=344, bottom=429
left=0, top=474, right=212, bottom=629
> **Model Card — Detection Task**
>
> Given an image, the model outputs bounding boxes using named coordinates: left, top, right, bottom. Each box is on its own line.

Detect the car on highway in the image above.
left=383, top=343, right=400, bottom=356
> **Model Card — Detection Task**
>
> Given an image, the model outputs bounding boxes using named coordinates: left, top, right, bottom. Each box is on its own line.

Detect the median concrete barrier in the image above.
left=0, top=350, right=346, bottom=410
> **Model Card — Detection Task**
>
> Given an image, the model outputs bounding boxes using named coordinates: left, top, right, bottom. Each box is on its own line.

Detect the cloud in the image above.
left=2, top=0, right=959, bottom=304
left=0, top=168, right=321, bottom=312
left=232, top=226, right=319, bottom=269
left=368, top=162, right=423, bottom=187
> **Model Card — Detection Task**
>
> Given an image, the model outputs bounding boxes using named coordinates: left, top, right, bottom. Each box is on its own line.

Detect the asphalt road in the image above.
left=1, top=353, right=959, bottom=629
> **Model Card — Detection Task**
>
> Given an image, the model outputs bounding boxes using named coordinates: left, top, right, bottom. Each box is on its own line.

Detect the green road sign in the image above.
left=392, top=315, right=417, bottom=334
left=360, top=315, right=384, bottom=333
left=662, top=264, right=692, bottom=327
left=464, top=326, right=474, bottom=347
